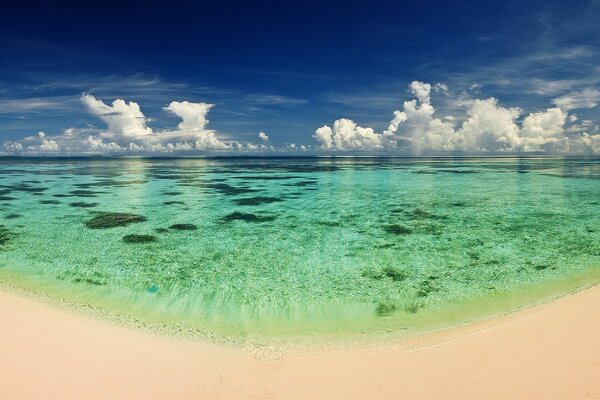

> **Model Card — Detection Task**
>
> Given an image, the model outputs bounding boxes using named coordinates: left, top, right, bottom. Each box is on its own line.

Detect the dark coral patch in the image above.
left=169, top=223, right=197, bottom=230
left=39, top=199, right=61, bottom=205
left=204, top=183, right=259, bottom=196
left=404, top=208, right=447, bottom=220
left=375, top=303, right=398, bottom=316
left=4, top=213, right=22, bottom=219
left=416, top=279, right=440, bottom=297
left=163, top=201, right=186, bottom=205
left=222, top=212, right=277, bottom=223
left=317, top=220, right=341, bottom=227
left=233, top=196, right=282, bottom=206
left=1, top=183, right=47, bottom=193
left=69, top=202, right=99, bottom=208
left=75, top=179, right=147, bottom=188
left=85, top=212, right=146, bottom=229
left=0, top=225, right=14, bottom=248
left=437, top=169, right=478, bottom=174
left=237, top=175, right=300, bottom=180
left=69, top=189, right=102, bottom=197
left=363, top=266, right=408, bottom=282
left=283, top=180, right=318, bottom=187
left=122, top=234, right=157, bottom=243
left=61, top=271, right=108, bottom=286
left=383, top=224, right=413, bottom=235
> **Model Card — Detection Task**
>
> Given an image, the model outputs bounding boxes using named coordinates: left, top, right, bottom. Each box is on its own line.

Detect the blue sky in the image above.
left=1, top=0, right=599, bottom=154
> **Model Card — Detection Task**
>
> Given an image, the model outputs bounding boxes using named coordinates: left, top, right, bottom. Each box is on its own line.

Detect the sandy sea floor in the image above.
left=1, top=284, right=599, bottom=400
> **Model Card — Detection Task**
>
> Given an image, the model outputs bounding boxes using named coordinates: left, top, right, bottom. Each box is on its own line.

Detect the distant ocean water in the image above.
left=0, top=157, right=599, bottom=340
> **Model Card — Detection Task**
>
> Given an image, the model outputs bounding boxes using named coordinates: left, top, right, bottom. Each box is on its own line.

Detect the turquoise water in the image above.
left=0, top=157, right=599, bottom=340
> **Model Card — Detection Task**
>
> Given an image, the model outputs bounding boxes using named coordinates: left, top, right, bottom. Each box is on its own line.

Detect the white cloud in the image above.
left=455, top=98, right=521, bottom=151
left=4, top=95, right=235, bottom=154
left=313, top=118, right=387, bottom=150
left=258, top=131, right=269, bottom=141
left=313, top=81, right=595, bottom=153
left=552, top=88, right=600, bottom=110
left=521, top=108, right=567, bottom=138
left=37, top=132, right=60, bottom=152
left=313, top=81, right=456, bottom=151
left=388, top=82, right=455, bottom=151
left=82, top=94, right=153, bottom=139
left=164, top=101, right=212, bottom=131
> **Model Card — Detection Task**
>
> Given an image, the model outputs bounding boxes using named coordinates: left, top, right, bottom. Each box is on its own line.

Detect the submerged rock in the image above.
left=39, top=199, right=61, bottom=205
left=362, top=266, right=408, bottom=282
left=69, top=189, right=103, bottom=197
left=383, top=224, right=413, bottom=235
left=0, top=225, right=14, bottom=248
left=122, top=234, right=157, bottom=243
left=169, top=223, right=197, bottom=230
left=85, top=212, right=147, bottom=229
left=69, top=202, right=99, bottom=208
left=203, top=183, right=259, bottom=196
left=233, top=196, right=282, bottom=206
left=222, top=212, right=277, bottom=223
left=163, top=201, right=186, bottom=205
left=375, top=303, right=397, bottom=316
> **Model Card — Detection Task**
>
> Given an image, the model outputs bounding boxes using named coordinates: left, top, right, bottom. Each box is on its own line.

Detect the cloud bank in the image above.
left=314, top=81, right=599, bottom=153
left=3, top=81, right=599, bottom=154
left=3, top=95, right=266, bottom=154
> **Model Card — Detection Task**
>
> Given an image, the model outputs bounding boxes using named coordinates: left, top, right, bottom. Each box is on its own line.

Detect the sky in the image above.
left=0, top=0, right=599, bottom=155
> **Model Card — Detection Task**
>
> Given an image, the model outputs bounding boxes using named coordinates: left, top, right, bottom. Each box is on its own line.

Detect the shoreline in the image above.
left=1, top=283, right=600, bottom=398
left=2, top=265, right=600, bottom=353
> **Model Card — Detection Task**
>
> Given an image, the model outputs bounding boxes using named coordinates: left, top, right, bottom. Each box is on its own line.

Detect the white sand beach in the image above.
left=1, top=285, right=599, bottom=399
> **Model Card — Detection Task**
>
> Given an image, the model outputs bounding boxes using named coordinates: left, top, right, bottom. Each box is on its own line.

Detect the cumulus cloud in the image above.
left=82, top=94, right=152, bottom=139
left=4, top=95, right=236, bottom=154
left=313, top=118, right=388, bottom=150
left=258, top=131, right=269, bottom=141
left=314, top=81, right=597, bottom=153
left=455, top=98, right=521, bottom=151
left=164, top=101, right=212, bottom=131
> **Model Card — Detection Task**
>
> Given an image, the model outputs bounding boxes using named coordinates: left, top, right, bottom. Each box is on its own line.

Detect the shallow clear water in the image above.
left=0, top=157, right=599, bottom=339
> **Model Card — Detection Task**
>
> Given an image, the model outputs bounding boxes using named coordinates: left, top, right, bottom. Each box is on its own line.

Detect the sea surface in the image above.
left=0, top=157, right=599, bottom=341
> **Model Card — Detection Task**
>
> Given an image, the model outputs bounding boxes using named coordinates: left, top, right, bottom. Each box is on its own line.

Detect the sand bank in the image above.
left=1, top=285, right=599, bottom=399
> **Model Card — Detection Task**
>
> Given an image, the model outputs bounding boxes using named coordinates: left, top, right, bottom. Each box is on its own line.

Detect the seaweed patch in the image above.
left=69, top=202, right=99, bottom=208
left=39, top=199, right=61, bottom=205
left=0, top=225, right=15, bottom=249
left=69, top=189, right=102, bottom=197
left=169, top=223, right=197, bottom=230
left=234, top=196, right=282, bottom=206
left=123, top=234, right=157, bottom=243
left=375, top=302, right=398, bottom=316
left=383, top=224, right=413, bottom=235
left=203, top=183, right=259, bottom=196
left=222, top=212, right=277, bottom=223
left=85, top=212, right=147, bottom=229
left=362, top=266, right=408, bottom=282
